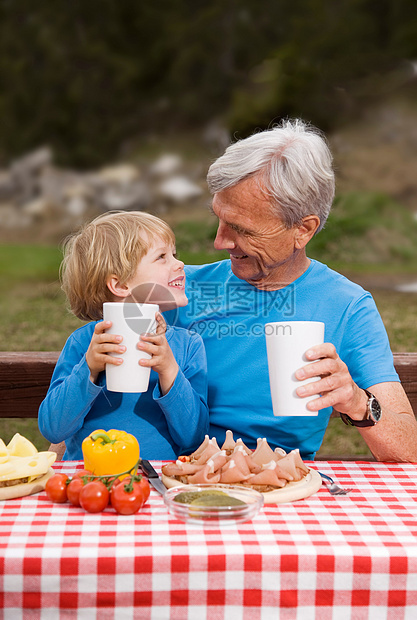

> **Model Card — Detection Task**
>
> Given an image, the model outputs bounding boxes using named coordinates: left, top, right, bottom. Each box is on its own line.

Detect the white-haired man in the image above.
left=166, top=119, right=417, bottom=461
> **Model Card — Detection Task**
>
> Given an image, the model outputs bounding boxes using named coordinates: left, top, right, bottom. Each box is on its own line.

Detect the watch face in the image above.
left=369, top=394, right=382, bottom=423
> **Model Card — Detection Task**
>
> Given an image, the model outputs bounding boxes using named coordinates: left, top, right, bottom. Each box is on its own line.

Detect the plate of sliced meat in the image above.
left=161, top=431, right=322, bottom=504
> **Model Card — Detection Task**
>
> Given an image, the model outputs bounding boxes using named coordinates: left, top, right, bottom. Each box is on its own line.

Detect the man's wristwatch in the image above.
left=339, top=389, right=382, bottom=427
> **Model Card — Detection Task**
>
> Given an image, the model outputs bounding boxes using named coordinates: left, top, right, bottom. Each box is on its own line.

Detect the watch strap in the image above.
left=339, top=411, right=376, bottom=427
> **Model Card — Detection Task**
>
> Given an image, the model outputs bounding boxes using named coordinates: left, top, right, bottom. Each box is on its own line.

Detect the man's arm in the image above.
left=356, top=381, right=417, bottom=462
left=295, top=343, right=417, bottom=462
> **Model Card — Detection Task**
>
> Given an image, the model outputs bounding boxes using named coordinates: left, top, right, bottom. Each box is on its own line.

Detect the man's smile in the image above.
left=229, top=253, right=248, bottom=260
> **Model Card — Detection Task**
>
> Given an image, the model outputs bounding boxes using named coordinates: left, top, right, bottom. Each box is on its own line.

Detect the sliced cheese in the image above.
left=0, top=453, right=50, bottom=482
left=0, top=460, right=17, bottom=477
left=7, top=433, right=38, bottom=457
left=39, top=451, right=57, bottom=467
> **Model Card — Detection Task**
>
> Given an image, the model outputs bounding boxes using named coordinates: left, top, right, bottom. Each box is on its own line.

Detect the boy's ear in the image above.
left=107, top=275, right=131, bottom=299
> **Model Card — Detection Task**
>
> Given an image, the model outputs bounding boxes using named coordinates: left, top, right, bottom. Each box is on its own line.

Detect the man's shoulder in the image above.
left=308, top=259, right=369, bottom=299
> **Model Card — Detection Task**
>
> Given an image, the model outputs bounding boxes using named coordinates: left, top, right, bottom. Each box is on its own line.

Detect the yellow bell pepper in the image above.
left=82, top=429, right=140, bottom=479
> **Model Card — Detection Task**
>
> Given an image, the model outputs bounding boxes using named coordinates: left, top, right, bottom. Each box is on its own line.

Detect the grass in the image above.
left=0, top=244, right=62, bottom=285
left=4, top=282, right=83, bottom=351
left=1, top=419, right=50, bottom=452
left=1, top=194, right=417, bottom=458
left=308, top=191, right=417, bottom=267
left=316, top=417, right=373, bottom=459
left=371, top=290, right=417, bottom=352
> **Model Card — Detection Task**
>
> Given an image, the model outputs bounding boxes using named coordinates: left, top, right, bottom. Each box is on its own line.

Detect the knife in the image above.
left=139, top=459, right=166, bottom=495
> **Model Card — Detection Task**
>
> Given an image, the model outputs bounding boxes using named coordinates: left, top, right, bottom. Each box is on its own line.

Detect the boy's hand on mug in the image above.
left=137, top=312, right=179, bottom=395
left=86, top=320, right=126, bottom=383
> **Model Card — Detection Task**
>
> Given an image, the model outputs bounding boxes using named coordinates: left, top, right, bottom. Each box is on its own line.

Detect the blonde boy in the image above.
left=39, top=211, right=208, bottom=460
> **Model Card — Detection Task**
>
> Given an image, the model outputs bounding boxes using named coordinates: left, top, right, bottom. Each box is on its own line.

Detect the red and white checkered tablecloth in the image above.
left=1, top=460, right=417, bottom=620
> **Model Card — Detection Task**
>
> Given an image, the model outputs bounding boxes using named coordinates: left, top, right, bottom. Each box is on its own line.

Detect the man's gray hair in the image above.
left=207, top=119, right=335, bottom=232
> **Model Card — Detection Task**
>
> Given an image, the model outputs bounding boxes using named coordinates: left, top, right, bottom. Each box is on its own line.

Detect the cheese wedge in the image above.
left=7, top=433, right=38, bottom=457
left=0, top=439, right=9, bottom=464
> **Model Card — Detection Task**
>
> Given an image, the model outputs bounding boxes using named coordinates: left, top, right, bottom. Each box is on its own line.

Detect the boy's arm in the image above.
left=152, top=331, right=209, bottom=454
left=38, top=331, right=104, bottom=443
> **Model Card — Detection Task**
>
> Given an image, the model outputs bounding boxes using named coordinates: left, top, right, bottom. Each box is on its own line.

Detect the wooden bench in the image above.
left=1, top=351, right=417, bottom=460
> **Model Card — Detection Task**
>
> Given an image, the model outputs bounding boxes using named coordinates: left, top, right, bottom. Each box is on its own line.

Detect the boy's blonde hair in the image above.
left=61, top=211, right=175, bottom=321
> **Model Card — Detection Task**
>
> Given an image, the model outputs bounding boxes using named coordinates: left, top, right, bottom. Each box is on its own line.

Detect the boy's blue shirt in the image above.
left=38, top=324, right=209, bottom=460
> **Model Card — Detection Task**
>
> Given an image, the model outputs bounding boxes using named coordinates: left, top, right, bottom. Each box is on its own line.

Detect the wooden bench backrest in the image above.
left=0, top=352, right=60, bottom=418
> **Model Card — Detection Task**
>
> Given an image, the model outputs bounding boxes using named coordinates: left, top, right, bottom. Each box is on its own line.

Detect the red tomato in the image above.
left=79, top=481, right=109, bottom=513
left=111, top=477, right=145, bottom=515
left=107, top=477, right=122, bottom=504
left=45, top=473, right=69, bottom=503
left=109, top=477, right=122, bottom=489
left=137, top=476, right=150, bottom=504
left=67, top=477, right=84, bottom=507
left=73, top=469, right=93, bottom=480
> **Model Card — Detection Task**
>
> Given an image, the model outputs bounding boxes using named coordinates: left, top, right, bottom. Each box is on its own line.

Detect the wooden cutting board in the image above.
left=162, top=467, right=322, bottom=505
left=0, top=467, right=55, bottom=501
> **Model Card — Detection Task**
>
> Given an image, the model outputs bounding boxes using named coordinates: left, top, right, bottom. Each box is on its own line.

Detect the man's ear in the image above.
left=107, top=275, right=131, bottom=299
left=294, top=215, right=321, bottom=250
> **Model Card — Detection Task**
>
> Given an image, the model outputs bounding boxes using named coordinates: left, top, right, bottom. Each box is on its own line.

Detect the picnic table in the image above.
left=1, top=459, right=417, bottom=619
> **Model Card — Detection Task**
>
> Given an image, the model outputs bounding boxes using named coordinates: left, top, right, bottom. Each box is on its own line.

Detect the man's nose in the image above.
left=213, top=221, right=235, bottom=250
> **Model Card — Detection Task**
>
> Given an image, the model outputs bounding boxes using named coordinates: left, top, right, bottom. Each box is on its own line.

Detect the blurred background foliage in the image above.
left=0, top=0, right=416, bottom=166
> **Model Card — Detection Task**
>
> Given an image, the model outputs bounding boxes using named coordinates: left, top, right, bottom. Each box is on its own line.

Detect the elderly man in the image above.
left=166, top=119, right=417, bottom=462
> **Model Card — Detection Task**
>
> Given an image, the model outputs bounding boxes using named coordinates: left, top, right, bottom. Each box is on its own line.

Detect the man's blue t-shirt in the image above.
left=165, top=259, right=398, bottom=459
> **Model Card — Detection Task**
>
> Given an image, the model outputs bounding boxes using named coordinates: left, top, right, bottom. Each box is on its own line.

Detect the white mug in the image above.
left=103, top=302, right=159, bottom=393
left=265, top=321, right=325, bottom=416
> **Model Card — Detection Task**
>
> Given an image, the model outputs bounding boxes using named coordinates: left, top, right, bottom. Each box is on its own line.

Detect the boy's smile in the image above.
left=168, top=275, right=185, bottom=289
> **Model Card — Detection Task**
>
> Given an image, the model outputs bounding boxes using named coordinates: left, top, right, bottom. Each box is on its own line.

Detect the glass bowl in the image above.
left=163, top=483, right=264, bottom=526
